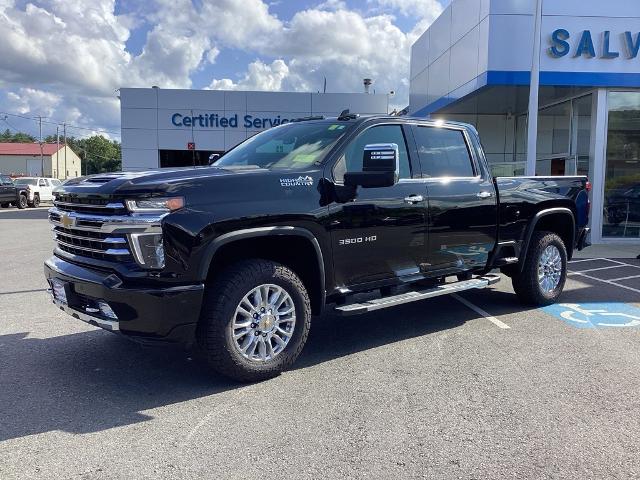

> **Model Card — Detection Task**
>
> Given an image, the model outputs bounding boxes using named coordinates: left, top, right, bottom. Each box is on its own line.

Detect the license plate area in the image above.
left=50, top=279, right=68, bottom=304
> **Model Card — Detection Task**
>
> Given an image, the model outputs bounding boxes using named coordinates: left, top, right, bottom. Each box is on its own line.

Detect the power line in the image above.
left=0, top=111, right=120, bottom=136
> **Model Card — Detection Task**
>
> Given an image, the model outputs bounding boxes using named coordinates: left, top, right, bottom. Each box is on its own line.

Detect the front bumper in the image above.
left=44, top=256, right=204, bottom=345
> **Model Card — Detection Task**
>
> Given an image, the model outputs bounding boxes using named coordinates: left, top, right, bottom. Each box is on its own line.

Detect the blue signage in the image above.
left=171, top=113, right=294, bottom=129
left=550, top=29, right=640, bottom=59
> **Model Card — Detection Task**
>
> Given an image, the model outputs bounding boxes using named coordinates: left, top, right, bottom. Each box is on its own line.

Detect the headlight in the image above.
left=125, top=197, right=184, bottom=213
left=129, top=233, right=165, bottom=269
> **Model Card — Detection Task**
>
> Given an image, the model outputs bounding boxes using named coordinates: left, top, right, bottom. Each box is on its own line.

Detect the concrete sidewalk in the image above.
left=574, top=243, right=640, bottom=259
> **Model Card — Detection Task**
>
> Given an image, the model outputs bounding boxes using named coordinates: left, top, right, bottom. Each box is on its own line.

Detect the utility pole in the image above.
left=63, top=123, right=67, bottom=179
left=56, top=125, right=60, bottom=179
left=37, top=115, right=44, bottom=176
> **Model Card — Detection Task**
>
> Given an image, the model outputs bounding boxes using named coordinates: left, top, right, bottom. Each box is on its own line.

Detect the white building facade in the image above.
left=120, top=88, right=388, bottom=171
left=409, top=0, right=640, bottom=244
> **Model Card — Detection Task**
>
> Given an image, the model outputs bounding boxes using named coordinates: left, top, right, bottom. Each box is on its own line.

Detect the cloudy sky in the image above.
left=0, top=0, right=447, bottom=141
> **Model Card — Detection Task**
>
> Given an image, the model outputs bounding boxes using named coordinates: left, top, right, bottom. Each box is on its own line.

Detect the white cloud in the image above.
left=0, top=0, right=444, bottom=136
left=209, top=59, right=289, bottom=91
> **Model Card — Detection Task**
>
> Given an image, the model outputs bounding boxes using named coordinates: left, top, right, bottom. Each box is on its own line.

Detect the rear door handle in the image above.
left=404, top=194, right=424, bottom=204
left=476, top=191, right=493, bottom=199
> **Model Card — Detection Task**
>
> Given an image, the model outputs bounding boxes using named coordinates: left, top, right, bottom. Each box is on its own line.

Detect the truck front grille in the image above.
left=52, top=225, right=131, bottom=261
left=48, top=195, right=165, bottom=266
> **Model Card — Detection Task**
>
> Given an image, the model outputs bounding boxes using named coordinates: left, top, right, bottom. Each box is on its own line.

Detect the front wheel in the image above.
left=17, top=194, right=27, bottom=209
left=0, top=203, right=8, bottom=208
left=512, top=231, right=567, bottom=306
left=197, top=259, right=311, bottom=382
left=30, top=194, right=40, bottom=208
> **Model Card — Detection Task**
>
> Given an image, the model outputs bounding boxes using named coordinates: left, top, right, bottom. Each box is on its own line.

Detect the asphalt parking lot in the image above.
left=1, top=208, right=640, bottom=479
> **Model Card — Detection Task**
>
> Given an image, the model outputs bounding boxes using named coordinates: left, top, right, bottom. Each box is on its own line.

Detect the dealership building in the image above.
left=409, top=0, right=640, bottom=243
left=119, top=88, right=388, bottom=170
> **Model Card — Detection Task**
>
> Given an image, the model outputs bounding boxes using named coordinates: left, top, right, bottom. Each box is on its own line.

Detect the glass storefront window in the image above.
left=602, top=92, right=640, bottom=238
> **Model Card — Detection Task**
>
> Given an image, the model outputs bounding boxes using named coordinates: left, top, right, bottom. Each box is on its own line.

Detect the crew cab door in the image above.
left=327, top=123, right=428, bottom=288
left=409, top=124, right=497, bottom=273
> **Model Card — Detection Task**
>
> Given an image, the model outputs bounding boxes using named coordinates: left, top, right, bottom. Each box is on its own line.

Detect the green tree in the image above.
left=0, top=129, right=37, bottom=143
left=43, top=133, right=122, bottom=175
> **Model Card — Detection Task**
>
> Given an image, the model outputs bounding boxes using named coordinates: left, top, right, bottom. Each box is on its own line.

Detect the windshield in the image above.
left=14, top=178, right=37, bottom=186
left=215, top=121, right=351, bottom=171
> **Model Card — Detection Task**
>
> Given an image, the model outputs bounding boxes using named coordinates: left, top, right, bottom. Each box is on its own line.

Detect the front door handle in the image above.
left=404, top=194, right=424, bottom=204
left=476, top=191, right=493, bottom=199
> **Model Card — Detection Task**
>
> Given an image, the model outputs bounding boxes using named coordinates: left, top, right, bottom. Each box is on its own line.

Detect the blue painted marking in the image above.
left=542, top=302, right=640, bottom=329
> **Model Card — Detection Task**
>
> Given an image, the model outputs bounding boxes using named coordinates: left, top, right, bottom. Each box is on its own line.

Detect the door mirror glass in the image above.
left=208, top=153, right=220, bottom=165
left=344, top=143, right=399, bottom=188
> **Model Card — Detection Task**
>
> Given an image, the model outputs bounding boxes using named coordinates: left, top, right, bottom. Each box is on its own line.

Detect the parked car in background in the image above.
left=13, top=177, right=61, bottom=207
left=0, top=174, right=30, bottom=209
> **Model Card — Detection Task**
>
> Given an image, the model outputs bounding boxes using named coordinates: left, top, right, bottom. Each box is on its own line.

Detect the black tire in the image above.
left=197, top=259, right=311, bottom=382
left=511, top=231, right=567, bottom=306
left=0, top=203, right=8, bottom=208
left=17, top=194, right=27, bottom=209
left=30, top=194, right=40, bottom=208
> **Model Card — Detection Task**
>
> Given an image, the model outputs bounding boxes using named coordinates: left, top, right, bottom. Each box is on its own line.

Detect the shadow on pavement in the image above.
left=0, top=296, right=470, bottom=442
left=0, top=207, right=50, bottom=220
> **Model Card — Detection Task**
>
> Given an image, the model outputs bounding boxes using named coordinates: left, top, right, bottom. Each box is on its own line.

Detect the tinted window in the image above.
left=1, top=176, right=12, bottom=185
left=215, top=122, right=350, bottom=171
left=39, top=179, right=46, bottom=186
left=413, top=126, right=474, bottom=178
left=335, top=125, right=411, bottom=181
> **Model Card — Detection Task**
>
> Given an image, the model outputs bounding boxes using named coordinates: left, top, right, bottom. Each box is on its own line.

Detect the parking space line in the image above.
left=452, top=294, right=510, bottom=329
left=568, top=257, right=618, bottom=264
left=575, top=265, right=628, bottom=273
left=608, top=274, right=640, bottom=282
left=570, top=272, right=640, bottom=295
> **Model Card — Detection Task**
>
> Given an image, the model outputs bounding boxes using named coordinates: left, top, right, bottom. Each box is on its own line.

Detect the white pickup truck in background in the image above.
left=12, top=177, right=62, bottom=207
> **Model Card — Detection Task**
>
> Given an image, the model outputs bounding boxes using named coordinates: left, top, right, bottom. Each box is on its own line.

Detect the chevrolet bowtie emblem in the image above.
left=61, top=214, right=75, bottom=228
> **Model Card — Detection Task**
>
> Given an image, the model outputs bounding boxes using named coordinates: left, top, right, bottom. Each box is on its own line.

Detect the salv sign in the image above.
left=549, top=29, right=640, bottom=59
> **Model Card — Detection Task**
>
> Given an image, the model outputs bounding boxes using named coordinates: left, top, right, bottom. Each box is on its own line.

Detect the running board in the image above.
left=335, top=274, right=501, bottom=316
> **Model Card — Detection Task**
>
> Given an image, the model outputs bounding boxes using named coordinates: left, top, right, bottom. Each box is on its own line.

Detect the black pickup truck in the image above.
left=45, top=114, right=590, bottom=381
left=0, top=174, right=28, bottom=209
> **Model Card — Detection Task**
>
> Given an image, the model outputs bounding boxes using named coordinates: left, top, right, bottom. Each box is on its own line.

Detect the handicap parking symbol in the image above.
left=542, top=302, right=640, bottom=329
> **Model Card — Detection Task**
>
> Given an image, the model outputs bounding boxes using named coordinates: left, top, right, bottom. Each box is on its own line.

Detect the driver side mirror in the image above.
left=208, top=153, right=220, bottom=165
left=344, top=143, right=399, bottom=188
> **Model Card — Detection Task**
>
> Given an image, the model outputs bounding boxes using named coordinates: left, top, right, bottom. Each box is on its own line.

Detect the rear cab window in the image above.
left=411, top=125, right=476, bottom=178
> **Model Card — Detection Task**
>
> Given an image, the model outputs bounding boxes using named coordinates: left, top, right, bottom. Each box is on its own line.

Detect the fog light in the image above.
left=130, top=233, right=165, bottom=269
left=97, top=300, right=118, bottom=320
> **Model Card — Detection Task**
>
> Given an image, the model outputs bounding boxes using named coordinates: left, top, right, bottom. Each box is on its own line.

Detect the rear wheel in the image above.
left=29, top=194, right=40, bottom=208
left=17, top=194, right=27, bottom=209
left=197, top=259, right=311, bottom=382
left=512, top=231, right=567, bottom=306
left=0, top=203, right=8, bottom=208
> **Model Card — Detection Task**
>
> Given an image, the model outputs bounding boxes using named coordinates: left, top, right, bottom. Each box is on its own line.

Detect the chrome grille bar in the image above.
left=54, top=201, right=125, bottom=209
left=56, top=239, right=130, bottom=256
left=52, top=227, right=127, bottom=244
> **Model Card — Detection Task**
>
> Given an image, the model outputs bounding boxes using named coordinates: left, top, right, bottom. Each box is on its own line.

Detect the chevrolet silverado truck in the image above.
left=44, top=113, right=591, bottom=381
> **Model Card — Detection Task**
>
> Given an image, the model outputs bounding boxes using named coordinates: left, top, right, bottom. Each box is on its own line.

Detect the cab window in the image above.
left=334, top=124, right=411, bottom=182
left=39, top=179, right=47, bottom=187
left=413, top=126, right=475, bottom=178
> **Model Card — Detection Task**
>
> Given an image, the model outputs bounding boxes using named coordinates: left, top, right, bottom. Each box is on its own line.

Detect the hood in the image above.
left=56, top=166, right=267, bottom=197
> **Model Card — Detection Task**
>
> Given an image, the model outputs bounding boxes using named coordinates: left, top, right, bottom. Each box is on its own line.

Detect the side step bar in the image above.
left=335, top=274, right=501, bottom=316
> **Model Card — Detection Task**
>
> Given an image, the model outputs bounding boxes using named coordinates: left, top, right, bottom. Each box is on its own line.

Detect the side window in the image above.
left=334, top=125, right=411, bottom=182
left=413, top=126, right=475, bottom=178
left=39, top=179, right=47, bottom=187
